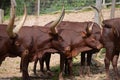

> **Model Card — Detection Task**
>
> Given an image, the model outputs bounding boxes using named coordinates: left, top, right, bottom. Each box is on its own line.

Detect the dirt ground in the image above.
left=0, top=8, right=120, bottom=80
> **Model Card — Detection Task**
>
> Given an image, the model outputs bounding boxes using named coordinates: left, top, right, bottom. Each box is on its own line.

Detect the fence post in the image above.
left=37, top=0, right=40, bottom=16
left=102, top=0, right=107, bottom=8
left=0, top=9, right=4, bottom=23
left=110, top=0, right=116, bottom=19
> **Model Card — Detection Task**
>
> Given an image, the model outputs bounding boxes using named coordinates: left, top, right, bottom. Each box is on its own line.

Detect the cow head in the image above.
left=81, top=22, right=103, bottom=50
left=7, top=4, right=27, bottom=55
left=0, top=5, right=27, bottom=65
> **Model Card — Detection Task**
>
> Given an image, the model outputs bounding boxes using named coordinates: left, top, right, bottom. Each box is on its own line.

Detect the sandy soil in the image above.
left=0, top=8, right=120, bottom=80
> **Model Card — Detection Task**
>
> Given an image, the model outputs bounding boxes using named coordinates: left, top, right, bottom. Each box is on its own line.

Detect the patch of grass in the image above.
left=50, top=65, right=60, bottom=80
left=16, top=61, right=20, bottom=64
left=4, top=15, right=10, bottom=21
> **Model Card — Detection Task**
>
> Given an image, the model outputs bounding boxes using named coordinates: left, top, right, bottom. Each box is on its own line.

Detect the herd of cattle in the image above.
left=0, top=4, right=120, bottom=80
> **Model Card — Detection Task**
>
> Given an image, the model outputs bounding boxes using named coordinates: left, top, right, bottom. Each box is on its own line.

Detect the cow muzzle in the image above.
left=97, top=44, right=103, bottom=49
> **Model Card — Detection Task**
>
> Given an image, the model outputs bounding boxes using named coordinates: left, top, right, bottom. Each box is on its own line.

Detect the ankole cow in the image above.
left=91, top=5, right=120, bottom=80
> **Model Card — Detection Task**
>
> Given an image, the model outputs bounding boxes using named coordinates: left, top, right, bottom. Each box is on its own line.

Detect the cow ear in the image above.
left=80, top=31, right=87, bottom=38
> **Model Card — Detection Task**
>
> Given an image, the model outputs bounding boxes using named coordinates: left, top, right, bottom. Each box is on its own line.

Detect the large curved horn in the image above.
left=7, top=4, right=16, bottom=37
left=91, top=5, right=104, bottom=29
left=13, top=4, right=27, bottom=34
left=112, top=25, right=119, bottom=37
left=88, top=22, right=94, bottom=33
left=86, top=22, right=94, bottom=35
left=50, top=6, right=65, bottom=34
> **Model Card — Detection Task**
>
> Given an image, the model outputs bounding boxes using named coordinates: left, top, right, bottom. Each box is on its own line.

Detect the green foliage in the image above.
left=50, top=65, right=60, bottom=80
left=40, top=0, right=95, bottom=14
left=2, top=0, right=96, bottom=16
left=2, top=0, right=120, bottom=17
left=100, top=48, right=106, bottom=53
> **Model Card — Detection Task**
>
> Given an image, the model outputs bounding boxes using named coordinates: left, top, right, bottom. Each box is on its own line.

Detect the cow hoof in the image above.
left=79, top=74, right=85, bottom=78
left=79, top=72, right=85, bottom=77
left=87, top=73, right=92, bottom=77
left=39, top=71, right=45, bottom=77
left=105, top=78, right=110, bottom=80
left=23, top=77, right=30, bottom=80
left=69, top=76, right=75, bottom=80
left=47, top=71, right=54, bottom=76
left=59, top=77, right=64, bottom=80
left=114, top=76, right=119, bottom=80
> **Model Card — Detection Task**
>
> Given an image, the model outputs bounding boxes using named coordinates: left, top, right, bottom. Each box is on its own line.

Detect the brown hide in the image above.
left=45, top=21, right=102, bottom=57
left=46, top=21, right=101, bottom=35
left=58, top=29, right=101, bottom=58
left=102, top=18, right=120, bottom=47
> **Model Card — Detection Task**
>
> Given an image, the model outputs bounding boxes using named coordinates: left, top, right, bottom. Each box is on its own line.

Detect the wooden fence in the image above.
left=0, top=9, right=4, bottom=23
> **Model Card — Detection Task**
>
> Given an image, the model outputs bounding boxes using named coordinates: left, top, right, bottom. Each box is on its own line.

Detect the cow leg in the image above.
left=45, top=53, right=51, bottom=71
left=33, top=58, right=38, bottom=75
left=112, top=51, right=119, bottom=80
left=104, top=45, right=114, bottom=80
left=67, top=57, right=74, bottom=79
left=39, top=57, right=45, bottom=76
left=21, top=50, right=30, bottom=80
left=64, top=58, right=69, bottom=74
left=59, top=53, right=65, bottom=80
left=20, top=59, right=22, bottom=72
left=45, top=53, right=53, bottom=76
left=86, top=53, right=92, bottom=77
left=79, top=52, right=85, bottom=77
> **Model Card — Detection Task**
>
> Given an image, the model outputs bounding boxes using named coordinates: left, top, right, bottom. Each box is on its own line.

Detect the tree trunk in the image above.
left=10, top=0, right=17, bottom=18
left=94, top=0, right=102, bottom=25
left=110, top=0, right=116, bottom=19
left=11, top=0, right=17, bottom=7
left=0, top=9, right=4, bottom=23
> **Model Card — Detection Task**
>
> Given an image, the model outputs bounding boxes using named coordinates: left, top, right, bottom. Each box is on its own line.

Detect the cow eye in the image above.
left=92, top=38, right=95, bottom=41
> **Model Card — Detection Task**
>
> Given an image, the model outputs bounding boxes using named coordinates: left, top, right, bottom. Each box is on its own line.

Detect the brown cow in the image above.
left=0, top=6, right=65, bottom=80
left=101, top=18, right=120, bottom=80
left=91, top=5, right=120, bottom=80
